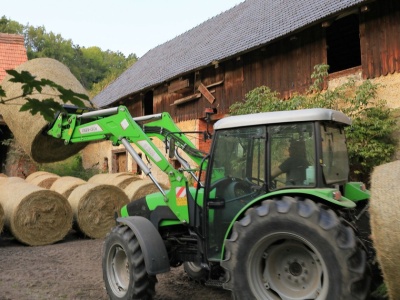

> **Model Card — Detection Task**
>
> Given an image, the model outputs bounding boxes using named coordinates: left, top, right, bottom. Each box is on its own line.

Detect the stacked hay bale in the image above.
left=88, top=173, right=139, bottom=189
left=0, top=58, right=92, bottom=163
left=124, top=179, right=167, bottom=202
left=0, top=177, right=73, bottom=246
left=68, top=183, right=129, bottom=239
left=370, top=160, right=400, bottom=300
left=50, top=176, right=86, bottom=198
left=0, top=199, right=4, bottom=234
left=26, top=172, right=60, bottom=189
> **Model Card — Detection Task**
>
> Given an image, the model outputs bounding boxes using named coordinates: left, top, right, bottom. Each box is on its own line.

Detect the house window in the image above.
left=326, top=14, right=361, bottom=73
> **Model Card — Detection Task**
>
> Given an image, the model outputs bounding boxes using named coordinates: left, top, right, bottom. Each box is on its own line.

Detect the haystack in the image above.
left=0, top=176, right=73, bottom=246
left=68, top=183, right=129, bottom=239
left=370, top=160, right=400, bottom=300
left=124, top=179, right=167, bottom=202
left=0, top=58, right=92, bottom=163
left=28, top=173, right=60, bottom=189
left=50, top=176, right=86, bottom=198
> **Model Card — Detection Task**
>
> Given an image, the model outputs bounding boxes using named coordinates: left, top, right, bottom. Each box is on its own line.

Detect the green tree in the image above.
left=230, top=64, right=397, bottom=183
left=0, top=16, right=137, bottom=92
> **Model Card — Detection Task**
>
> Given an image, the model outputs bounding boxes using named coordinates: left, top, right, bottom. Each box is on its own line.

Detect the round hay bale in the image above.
left=28, top=173, right=60, bottom=189
left=25, top=171, right=53, bottom=182
left=124, top=179, right=167, bottom=201
left=88, top=172, right=138, bottom=184
left=0, top=177, right=73, bottom=246
left=370, top=160, right=400, bottom=300
left=0, top=58, right=92, bottom=163
left=68, top=183, right=129, bottom=239
left=0, top=202, right=4, bottom=234
left=50, top=176, right=86, bottom=198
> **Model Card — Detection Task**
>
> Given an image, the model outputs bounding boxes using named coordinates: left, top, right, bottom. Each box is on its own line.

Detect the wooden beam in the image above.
left=168, top=79, right=189, bottom=93
left=170, top=93, right=201, bottom=106
left=198, top=83, right=215, bottom=104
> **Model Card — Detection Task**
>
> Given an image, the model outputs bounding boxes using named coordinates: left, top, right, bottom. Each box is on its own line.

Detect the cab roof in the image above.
left=214, top=108, right=351, bottom=130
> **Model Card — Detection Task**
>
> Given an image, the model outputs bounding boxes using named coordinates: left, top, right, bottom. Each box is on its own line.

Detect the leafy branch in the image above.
left=0, top=69, right=92, bottom=122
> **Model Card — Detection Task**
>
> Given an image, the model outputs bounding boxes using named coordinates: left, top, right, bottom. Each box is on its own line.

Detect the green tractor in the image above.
left=48, top=106, right=372, bottom=299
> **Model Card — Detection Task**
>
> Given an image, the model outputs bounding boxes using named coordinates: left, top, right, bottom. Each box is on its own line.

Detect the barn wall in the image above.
left=360, top=0, right=400, bottom=79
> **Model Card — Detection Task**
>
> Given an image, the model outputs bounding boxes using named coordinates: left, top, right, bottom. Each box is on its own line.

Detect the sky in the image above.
left=3, top=0, right=244, bottom=58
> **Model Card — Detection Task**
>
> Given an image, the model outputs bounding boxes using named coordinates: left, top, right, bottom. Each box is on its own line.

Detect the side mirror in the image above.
left=168, top=138, right=175, bottom=159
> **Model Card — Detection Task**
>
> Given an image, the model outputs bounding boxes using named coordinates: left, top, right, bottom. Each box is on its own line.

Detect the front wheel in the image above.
left=102, top=225, right=157, bottom=300
left=221, top=197, right=370, bottom=300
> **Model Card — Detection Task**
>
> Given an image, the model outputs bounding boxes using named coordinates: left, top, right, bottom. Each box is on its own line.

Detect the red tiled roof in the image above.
left=0, top=33, right=28, bottom=82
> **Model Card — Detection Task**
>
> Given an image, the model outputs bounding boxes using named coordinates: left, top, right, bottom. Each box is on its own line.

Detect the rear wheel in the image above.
left=221, top=197, right=370, bottom=300
left=102, top=225, right=156, bottom=300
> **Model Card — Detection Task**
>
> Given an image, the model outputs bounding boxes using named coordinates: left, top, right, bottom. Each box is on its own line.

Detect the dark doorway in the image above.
left=326, top=14, right=361, bottom=73
left=143, top=91, right=153, bottom=115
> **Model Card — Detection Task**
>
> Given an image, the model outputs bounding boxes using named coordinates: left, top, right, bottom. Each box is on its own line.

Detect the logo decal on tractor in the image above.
left=176, top=187, right=187, bottom=206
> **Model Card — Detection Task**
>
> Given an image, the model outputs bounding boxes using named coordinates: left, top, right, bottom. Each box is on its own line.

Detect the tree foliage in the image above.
left=230, top=64, right=398, bottom=182
left=0, top=69, right=91, bottom=122
left=0, top=16, right=137, bottom=91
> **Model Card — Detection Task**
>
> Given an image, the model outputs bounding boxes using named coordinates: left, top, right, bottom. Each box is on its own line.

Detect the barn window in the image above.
left=326, top=14, right=361, bottom=73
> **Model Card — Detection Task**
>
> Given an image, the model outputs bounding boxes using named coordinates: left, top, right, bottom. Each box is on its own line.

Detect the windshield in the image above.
left=206, top=126, right=266, bottom=260
left=321, top=124, right=349, bottom=184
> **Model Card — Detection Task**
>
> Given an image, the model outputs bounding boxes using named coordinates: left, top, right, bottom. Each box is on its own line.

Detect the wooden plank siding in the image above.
left=122, top=0, right=400, bottom=123
left=360, top=0, right=400, bottom=79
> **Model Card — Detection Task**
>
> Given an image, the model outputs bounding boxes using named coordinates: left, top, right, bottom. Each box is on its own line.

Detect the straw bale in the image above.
left=124, top=179, right=167, bottom=201
left=0, top=202, right=4, bottom=234
left=0, top=177, right=73, bottom=246
left=88, top=172, right=138, bottom=184
left=0, top=58, right=92, bottom=163
left=370, top=160, right=400, bottom=300
left=28, top=173, right=60, bottom=189
left=25, top=171, right=53, bottom=182
left=68, top=183, right=129, bottom=239
left=50, top=176, right=86, bottom=198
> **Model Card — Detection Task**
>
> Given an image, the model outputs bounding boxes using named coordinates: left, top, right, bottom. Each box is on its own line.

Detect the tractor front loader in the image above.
left=48, top=106, right=374, bottom=300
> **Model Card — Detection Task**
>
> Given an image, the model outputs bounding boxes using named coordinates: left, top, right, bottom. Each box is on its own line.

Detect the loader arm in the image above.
left=47, top=105, right=207, bottom=223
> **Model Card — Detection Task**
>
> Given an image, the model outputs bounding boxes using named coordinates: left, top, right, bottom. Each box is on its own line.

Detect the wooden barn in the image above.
left=85, top=0, right=400, bottom=182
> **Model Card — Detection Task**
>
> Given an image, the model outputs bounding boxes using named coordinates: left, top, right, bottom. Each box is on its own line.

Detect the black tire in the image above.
left=183, top=261, right=209, bottom=283
left=102, top=225, right=157, bottom=300
left=221, top=196, right=370, bottom=300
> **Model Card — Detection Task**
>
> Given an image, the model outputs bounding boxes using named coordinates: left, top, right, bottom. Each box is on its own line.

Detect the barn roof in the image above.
left=92, top=0, right=367, bottom=107
left=0, top=33, right=27, bottom=82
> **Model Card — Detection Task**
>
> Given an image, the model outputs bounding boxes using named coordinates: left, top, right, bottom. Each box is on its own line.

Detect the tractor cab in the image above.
left=204, top=108, right=352, bottom=260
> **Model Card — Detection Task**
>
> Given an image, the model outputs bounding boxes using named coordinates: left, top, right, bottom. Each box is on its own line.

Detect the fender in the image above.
left=116, top=216, right=170, bottom=275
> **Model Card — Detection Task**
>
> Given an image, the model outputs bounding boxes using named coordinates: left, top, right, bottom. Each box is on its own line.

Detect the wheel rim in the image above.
left=106, top=243, right=130, bottom=297
left=247, top=232, right=328, bottom=300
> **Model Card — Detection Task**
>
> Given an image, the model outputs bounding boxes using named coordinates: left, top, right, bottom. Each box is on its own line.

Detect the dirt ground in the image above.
left=0, top=230, right=231, bottom=300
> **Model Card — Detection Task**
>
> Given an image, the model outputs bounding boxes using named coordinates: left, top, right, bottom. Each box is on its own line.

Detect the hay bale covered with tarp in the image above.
left=124, top=179, right=167, bottom=202
left=28, top=172, right=60, bottom=189
left=0, top=176, right=73, bottom=246
left=68, top=183, right=129, bottom=239
left=0, top=58, right=92, bottom=163
left=370, top=160, right=400, bottom=300
left=50, top=176, right=86, bottom=198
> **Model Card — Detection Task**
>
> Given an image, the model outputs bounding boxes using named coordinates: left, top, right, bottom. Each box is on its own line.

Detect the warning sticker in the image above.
left=176, top=187, right=187, bottom=206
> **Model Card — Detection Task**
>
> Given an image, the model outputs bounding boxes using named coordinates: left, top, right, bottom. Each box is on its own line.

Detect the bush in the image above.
left=229, top=64, right=398, bottom=183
